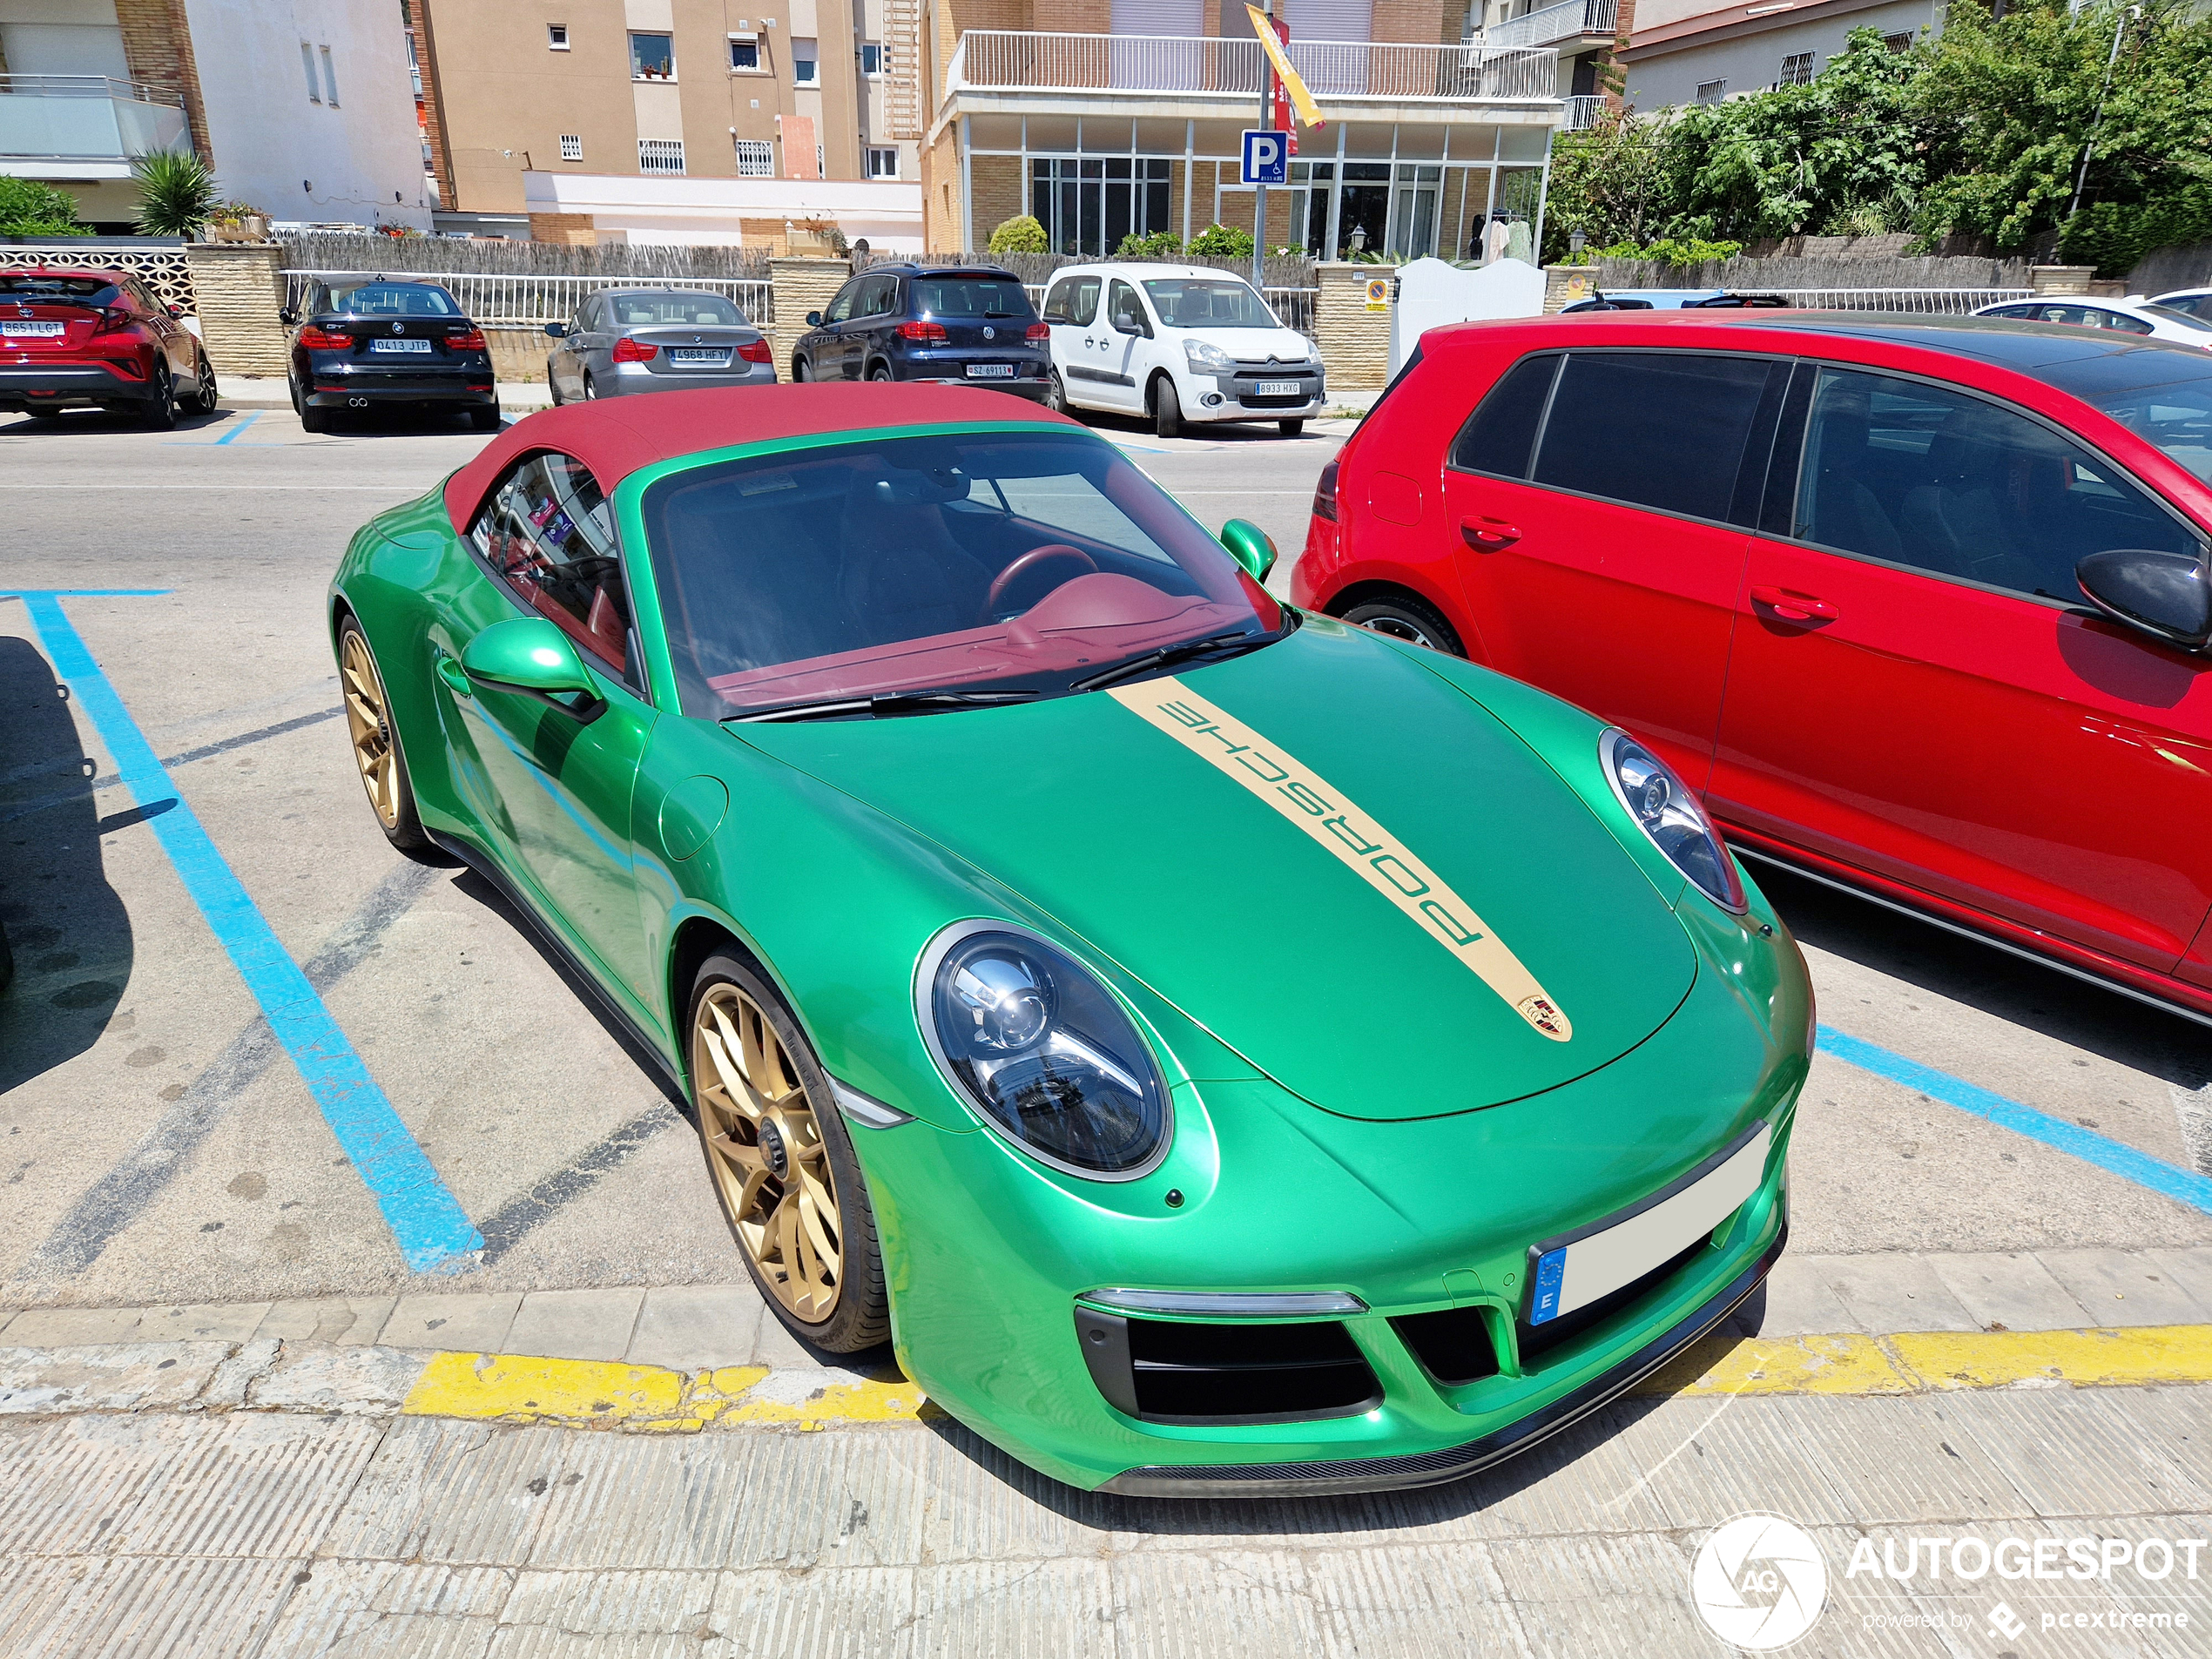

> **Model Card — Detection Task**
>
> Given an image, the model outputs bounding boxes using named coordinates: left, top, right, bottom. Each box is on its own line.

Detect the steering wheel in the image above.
left=981, top=543, right=1097, bottom=623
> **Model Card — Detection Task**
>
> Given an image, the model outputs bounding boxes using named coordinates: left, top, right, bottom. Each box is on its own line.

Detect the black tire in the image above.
left=583, top=374, right=599, bottom=400
left=300, top=401, right=329, bottom=434
left=336, top=614, right=439, bottom=859
left=1279, top=418, right=1305, bottom=437
left=1340, top=593, right=1466, bottom=656
left=548, top=366, right=564, bottom=406
left=181, top=351, right=219, bottom=415
left=792, top=355, right=813, bottom=382
left=687, top=952, right=891, bottom=1354
left=1150, top=374, right=1181, bottom=439
left=469, top=403, right=502, bottom=432
left=1044, top=368, right=1073, bottom=416
left=140, top=362, right=177, bottom=430
left=24, top=408, right=64, bottom=421
left=868, top=362, right=892, bottom=382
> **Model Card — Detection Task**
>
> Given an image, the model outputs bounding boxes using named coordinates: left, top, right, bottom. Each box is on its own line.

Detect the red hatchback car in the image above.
left=1295, top=312, right=2212, bottom=1022
left=0, top=266, right=217, bottom=428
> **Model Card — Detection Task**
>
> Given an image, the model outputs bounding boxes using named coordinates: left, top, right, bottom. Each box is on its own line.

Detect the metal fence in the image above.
left=1747, top=287, right=2035, bottom=314
left=280, top=269, right=774, bottom=327
left=1485, top=0, right=1616, bottom=51
left=951, top=30, right=1560, bottom=103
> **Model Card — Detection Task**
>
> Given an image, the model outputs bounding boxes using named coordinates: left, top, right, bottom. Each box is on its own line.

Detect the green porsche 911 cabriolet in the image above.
left=330, top=382, right=1811, bottom=1496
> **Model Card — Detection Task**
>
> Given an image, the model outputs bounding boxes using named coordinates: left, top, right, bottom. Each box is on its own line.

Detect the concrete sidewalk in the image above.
left=213, top=375, right=556, bottom=414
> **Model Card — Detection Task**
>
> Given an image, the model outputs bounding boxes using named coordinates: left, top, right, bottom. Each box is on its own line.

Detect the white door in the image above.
left=1092, top=278, right=1152, bottom=413
left=1045, top=273, right=1111, bottom=410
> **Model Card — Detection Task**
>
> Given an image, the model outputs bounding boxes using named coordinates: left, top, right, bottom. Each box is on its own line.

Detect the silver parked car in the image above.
left=543, top=287, right=774, bottom=401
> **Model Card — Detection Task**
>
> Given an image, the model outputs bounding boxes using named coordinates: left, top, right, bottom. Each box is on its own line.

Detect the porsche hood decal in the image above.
left=1109, top=678, right=1572, bottom=1042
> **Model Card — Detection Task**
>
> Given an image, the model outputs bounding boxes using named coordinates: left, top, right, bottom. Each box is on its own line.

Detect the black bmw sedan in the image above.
left=282, top=278, right=499, bottom=432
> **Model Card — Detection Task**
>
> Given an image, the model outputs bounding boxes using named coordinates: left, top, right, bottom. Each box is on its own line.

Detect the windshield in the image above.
left=2075, top=370, right=2212, bottom=486
left=0, top=274, right=119, bottom=305
left=610, top=292, right=743, bottom=326
left=1142, top=278, right=1278, bottom=329
left=644, top=428, right=1283, bottom=717
left=327, top=283, right=461, bottom=317
left=913, top=276, right=1033, bottom=320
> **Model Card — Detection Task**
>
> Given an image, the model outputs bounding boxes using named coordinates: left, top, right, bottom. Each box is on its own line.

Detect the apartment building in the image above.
left=1472, top=0, right=1621, bottom=129
left=410, top=0, right=924, bottom=233
left=920, top=0, right=1564, bottom=258
left=1621, top=0, right=1940, bottom=110
left=0, top=0, right=429, bottom=232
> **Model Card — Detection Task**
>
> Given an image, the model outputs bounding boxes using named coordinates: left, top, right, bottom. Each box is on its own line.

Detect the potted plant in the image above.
left=209, top=199, right=273, bottom=242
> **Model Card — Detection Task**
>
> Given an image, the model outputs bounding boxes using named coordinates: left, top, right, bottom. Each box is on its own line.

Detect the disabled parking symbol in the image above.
left=1241, top=129, right=1288, bottom=185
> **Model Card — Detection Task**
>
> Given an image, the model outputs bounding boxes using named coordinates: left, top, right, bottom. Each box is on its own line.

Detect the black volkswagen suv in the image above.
left=791, top=264, right=1049, bottom=399
left=282, top=278, right=498, bottom=432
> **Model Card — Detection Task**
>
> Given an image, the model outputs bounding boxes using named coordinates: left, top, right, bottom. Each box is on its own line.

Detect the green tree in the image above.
left=986, top=213, right=1049, bottom=253
left=0, top=178, right=91, bottom=237
left=131, top=149, right=222, bottom=238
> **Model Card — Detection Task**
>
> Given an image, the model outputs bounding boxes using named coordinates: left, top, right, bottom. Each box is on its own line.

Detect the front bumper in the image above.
left=0, top=361, right=155, bottom=408
left=1186, top=367, right=1326, bottom=422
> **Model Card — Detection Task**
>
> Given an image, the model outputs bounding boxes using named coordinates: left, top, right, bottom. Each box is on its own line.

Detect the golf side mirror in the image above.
left=544, top=321, right=566, bottom=338
left=459, top=617, right=608, bottom=721
left=806, top=310, right=823, bottom=327
left=1219, top=518, right=1278, bottom=583
left=2077, top=547, right=2212, bottom=651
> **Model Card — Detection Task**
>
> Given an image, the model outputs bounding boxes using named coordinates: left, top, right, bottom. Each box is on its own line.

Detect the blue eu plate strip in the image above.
left=1818, top=1024, right=2212, bottom=1217
left=1529, top=1246, right=1567, bottom=1325
left=7, top=590, right=482, bottom=1272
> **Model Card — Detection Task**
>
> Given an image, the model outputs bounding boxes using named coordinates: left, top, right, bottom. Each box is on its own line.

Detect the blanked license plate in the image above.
left=1, top=320, right=65, bottom=337
left=1527, top=1123, right=1770, bottom=1324
left=371, top=337, right=432, bottom=354
left=965, top=363, right=1015, bottom=378
left=670, top=347, right=732, bottom=364
left=1254, top=379, right=1301, bottom=396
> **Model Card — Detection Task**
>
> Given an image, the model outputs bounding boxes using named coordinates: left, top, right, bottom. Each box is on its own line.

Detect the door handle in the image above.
left=435, top=652, right=473, bottom=698
left=1750, top=584, right=1839, bottom=623
left=1459, top=515, right=1521, bottom=552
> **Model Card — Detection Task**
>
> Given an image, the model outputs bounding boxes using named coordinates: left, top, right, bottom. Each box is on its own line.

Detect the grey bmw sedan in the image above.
left=544, top=287, right=775, bottom=401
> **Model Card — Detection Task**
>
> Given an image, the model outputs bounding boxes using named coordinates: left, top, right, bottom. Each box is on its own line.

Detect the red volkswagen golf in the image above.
left=1295, top=312, right=2212, bottom=1022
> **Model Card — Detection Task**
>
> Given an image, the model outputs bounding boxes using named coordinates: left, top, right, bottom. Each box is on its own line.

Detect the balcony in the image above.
left=0, top=74, right=189, bottom=178
left=1486, top=0, right=1616, bottom=51
left=1563, top=92, right=1605, bottom=127
left=946, top=31, right=1561, bottom=109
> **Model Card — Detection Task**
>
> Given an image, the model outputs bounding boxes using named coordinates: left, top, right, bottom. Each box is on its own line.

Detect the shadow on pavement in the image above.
left=0, top=407, right=229, bottom=436
left=0, top=633, right=134, bottom=1095
left=1755, top=862, right=2212, bottom=1092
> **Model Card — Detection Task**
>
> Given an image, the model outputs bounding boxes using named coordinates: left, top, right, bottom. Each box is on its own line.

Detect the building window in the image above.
left=1695, top=78, right=1727, bottom=102
left=300, top=41, right=320, bottom=102
left=1777, top=51, right=1812, bottom=85
left=1882, top=30, right=1912, bottom=50
left=320, top=45, right=340, bottom=105
left=730, top=34, right=760, bottom=70
left=792, top=37, right=819, bottom=84
left=817, top=143, right=825, bottom=175
left=548, top=22, right=570, bottom=49
left=735, top=138, right=774, bottom=175
left=559, top=133, right=583, bottom=161
left=638, top=138, right=685, bottom=174
left=867, top=145, right=899, bottom=179
left=860, top=41, right=884, bottom=75
left=631, top=32, right=675, bottom=79
left=1030, top=158, right=1172, bottom=256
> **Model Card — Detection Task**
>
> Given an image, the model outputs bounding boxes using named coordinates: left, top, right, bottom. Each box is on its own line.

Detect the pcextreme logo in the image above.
left=1691, top=1514, right=1829, bottom=1650
left=1109, top=677, right=1571, bottom=1040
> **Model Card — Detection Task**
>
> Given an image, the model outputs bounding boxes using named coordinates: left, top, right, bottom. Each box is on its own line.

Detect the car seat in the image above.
left=835, top=487, right=995, bottom=645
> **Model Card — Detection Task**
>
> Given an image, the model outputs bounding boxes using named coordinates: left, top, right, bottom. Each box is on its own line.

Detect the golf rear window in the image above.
left=912, top=277, right=1033, bottom=320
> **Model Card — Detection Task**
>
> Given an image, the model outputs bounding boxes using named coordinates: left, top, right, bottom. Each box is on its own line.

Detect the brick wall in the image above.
left=529, top=214, right=599, bottom=246
left=1314, top=262, right=1395, bottom=388
left=116, top=0, right=211, bottom=164
left=182, top=245, right=288, bottom=376
left=408, top=0, right=455, bottom=212
left=970, top=154, right=1025, bottom=246
left=769, top=259, right=853, bottom=380
left=1370, top=0, right=1456, bottom=43
left=1031, top=0, right=1110, bottom=30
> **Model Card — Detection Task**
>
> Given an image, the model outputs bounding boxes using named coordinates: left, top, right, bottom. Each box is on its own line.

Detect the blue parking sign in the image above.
left=1241, top=129, right=1288, bottom=185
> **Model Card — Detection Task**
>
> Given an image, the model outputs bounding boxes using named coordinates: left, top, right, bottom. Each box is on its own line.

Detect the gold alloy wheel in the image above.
left=692, top=983, right=844, bottom=1322
left=340, top=631, right=401, bottom=830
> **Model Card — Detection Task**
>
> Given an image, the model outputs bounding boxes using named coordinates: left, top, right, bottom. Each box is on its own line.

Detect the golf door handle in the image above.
left=1750, top=584, right=1839, bottom=623
left=1460, top=515, right=1520, bottom=551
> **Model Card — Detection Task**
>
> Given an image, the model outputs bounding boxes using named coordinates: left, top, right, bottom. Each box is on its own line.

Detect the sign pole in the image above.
left=1254, top=0, right=1272, bottom=288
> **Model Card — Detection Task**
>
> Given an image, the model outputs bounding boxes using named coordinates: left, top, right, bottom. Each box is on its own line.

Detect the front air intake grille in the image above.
left=1074, top=1308, right=1382, bottom=1426
left=1391, top=1305, right=1501, bottom=1387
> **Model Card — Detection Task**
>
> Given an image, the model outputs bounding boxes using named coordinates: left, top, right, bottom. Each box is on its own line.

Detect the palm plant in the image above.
left=131, top=149, right=222, bottom=239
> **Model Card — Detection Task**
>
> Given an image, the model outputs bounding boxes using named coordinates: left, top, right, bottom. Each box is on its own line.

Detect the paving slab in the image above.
left=384, top=1291, right=522, bottom=1355
left=256, top=1295, right=399, bottom=1345
left=2040, top=1247, right=2212, bottom=1326
left=0, top=1340, right=233, bottom=1415
left=1788, top=1393, right=2037, bottom=1524
left=1109, top=1548, right=1329, bottom=1659
left=253, top=1561, right=515, bottom=1659
left=1738, top=1253, right=1856, bottom=1337
left=105, top=1410, right=385, bottom=1560
left=0, top=1305, right=157, bottom=1346
left=2149, top=1244, right=2212, bottom=1313
left=252, top=1344, right=428, bottom=1415
left=625, top=1284, right=762, bottom=1371
left=1944, top=1386, right=2212, bottom=1519
left=504, top=1287, right=647, bottom=1363
left=1818, top=1255, right=1981, bottom=1333
left=911, top=1557, right=1119, bottom=1659
left=1926, top=1251, right=2096, bottom=1332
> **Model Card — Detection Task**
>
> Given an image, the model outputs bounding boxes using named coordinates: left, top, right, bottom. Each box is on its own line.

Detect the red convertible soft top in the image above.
left=443, top=381, right=1072, bottom=529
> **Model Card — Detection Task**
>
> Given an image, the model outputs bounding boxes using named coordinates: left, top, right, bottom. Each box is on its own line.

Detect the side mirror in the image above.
left=543, top=321, right=566, bottom=338
left=279, top=307, right=299, bottom=326
left=805, top=310, right=824, bottom=327
left=1113, top=314, right=1143, bottom=337
left=459, top=617, right=608, bottom=721
left=2077, top=548, right=2212, bottom=651
left=1218, top=518, right=1278, bottom=583
left=166, top=302, right=185, bottom=319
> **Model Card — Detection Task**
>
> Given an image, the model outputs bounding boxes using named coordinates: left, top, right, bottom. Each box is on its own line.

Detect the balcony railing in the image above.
left=1485, top=0, right=1616, bottom=51
left=949, top=31, right=1561, bottom=104
left=1563, top=92, right=1605, bottom=128
left=0, top=73, right=187, bottom=165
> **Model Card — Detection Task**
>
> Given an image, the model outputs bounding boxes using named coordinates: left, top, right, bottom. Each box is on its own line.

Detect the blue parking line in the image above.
left=212, top=410, right=260, bottom=445
left=3, top=589, right=482, bottom=1272
left=1817, top=1024, right=2212, bottom=1216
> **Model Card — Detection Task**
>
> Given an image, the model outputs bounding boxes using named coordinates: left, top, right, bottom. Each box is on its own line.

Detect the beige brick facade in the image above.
left=1314, top=262, right=1396, bottom=388
left=182, top=246, right=289, bottom=376
left=115, top=0, right=211, bottom=165
left=769, top=259, right=853, bottom=380
left=969, top=155, right=1024, bottom=247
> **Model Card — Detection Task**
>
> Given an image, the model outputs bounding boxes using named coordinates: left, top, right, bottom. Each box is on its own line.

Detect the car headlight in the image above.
left=917, top=923, right=1171, bottom=1180
left=1600, top=728, right=1745, bottom=913
left=1183, top=340, right=1235, bottom=374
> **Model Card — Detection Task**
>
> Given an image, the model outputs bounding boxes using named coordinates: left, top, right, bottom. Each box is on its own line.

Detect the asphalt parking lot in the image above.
left=4, top=395, right=2212, bottom=1656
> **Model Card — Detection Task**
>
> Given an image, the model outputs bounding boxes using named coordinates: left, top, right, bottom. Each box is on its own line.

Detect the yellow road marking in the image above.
left=400, top=1353, right=933, bottom=1433
left=1107, top=677, right=1571, bottom=1040
left=1640, top=1332, right=1919, bottom=1396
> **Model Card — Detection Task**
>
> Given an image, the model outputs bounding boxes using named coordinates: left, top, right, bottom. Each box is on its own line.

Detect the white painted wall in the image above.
left=180, top=0, right=431, bottom=229
left=1388, top=255, right=1544, bottom=374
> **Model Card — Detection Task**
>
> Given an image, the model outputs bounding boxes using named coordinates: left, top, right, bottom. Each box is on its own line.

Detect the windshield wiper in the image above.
left=1069, top=630, right=1273, bottom=694
left=724, top=689, right=1038, bottom=725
